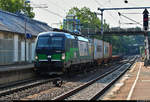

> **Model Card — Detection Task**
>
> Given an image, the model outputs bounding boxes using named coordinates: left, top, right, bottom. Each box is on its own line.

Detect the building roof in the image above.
left=0, top=9, right=52, bottom=36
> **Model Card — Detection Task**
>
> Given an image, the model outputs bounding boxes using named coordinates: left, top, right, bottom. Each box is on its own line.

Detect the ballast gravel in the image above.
left=0, top=62, right=120, bottom=100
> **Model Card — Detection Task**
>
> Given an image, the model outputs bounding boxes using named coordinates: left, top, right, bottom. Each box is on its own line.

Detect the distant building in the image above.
left=0, top=9, right=52, bottom=65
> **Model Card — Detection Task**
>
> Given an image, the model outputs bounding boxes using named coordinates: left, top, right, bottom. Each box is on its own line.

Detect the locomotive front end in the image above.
left=34, top=32, right=65, bottom=75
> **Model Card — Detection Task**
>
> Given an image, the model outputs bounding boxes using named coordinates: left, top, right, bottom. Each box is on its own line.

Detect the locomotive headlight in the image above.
left=47, top=55, right=51, bottom=58
left=62, top=53, right=65, bottom=60
left=35, top=56, right=38, bottom=60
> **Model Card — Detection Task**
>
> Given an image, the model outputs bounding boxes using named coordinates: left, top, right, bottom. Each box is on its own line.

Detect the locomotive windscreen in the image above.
left=37, top=36, right=50, bottom=48
left=36, top=36, right=63, bottom=49
left=51, top=37, right=63, bottom=48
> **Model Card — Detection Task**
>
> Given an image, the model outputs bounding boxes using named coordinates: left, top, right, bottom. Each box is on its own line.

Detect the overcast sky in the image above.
left=30, top=0, right=150, bottom=29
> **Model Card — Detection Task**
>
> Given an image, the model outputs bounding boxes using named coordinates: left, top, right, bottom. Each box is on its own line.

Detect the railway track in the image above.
left=0, top=77, right=62, bottom=99
left=0, top=62, right=118, bottom=100
left=52, top=56, right=137, bottom=100
left=0, top=56, right=136, bottom=100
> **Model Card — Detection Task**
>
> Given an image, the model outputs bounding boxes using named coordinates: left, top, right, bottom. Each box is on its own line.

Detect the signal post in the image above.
left=143, top=9, right=149, bottom=66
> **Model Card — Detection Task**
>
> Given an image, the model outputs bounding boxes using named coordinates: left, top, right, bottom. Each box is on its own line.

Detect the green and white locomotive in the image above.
left=34, top=31, right=93, bottom=75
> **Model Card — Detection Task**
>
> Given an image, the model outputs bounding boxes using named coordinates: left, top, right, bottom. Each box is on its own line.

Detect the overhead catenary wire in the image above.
left=31, top=3, right=64, bottom=18
left=94, top=0, right=119, bottom=25
left=118, top=12, right=143, bottom=26
left=94, top=0, right=103, bottom=7
left=30, top=2, right=48, bottom=8
left=31, top=0, right=66, bottom=13
left=95, top=0, right=143, bottom=28
left=47, top=0, right=66, bottom=13
left=120, top=13, right=142, bottom=14
left=42, top=8, right=64, bottom=18
left=118, top=12, right=142, bottom=26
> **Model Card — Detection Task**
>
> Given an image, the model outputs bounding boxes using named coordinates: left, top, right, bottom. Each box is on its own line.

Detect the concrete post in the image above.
left=14, top=34, right=18, bottom=62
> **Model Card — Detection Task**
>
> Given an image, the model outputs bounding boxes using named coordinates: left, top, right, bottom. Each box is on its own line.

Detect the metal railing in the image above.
left=80, top=27, right=144, bottom=35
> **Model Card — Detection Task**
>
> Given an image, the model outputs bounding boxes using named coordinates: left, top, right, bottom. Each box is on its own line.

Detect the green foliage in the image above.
left=67, top=7, right=109, bottom=30
left=66, top=7, right=144, bottom=55
left=0, top=0, right=35, bottom=18
left=104, top=35, right=144, bottom=55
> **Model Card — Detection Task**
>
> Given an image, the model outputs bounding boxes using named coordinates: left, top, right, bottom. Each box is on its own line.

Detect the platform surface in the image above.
left=102, top=61, right=150, bottom=100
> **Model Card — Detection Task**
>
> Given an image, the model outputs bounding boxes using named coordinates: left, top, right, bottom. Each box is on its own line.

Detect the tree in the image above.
left=66, top=7, right=109, bottom=32
left=0, top=0, right=35, bottom=18
left=66, top=7, right=143, bottom=55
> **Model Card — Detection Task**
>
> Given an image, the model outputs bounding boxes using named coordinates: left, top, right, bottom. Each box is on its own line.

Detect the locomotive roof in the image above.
left=38, top=31, right=75, bottom=39
left=38, top=31, right=89, bottom=42
left=77, top=36, right=89, bottom=42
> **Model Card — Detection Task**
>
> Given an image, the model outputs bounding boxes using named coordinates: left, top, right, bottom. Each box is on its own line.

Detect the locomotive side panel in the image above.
left=64, top=36, right=80, bottom=67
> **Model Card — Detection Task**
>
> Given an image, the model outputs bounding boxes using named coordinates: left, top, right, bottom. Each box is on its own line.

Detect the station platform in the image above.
left=102, top=61, right=150, bottom=100
left=0, top=63, right=34, bottom=72
left=0, top=63, right=35, bottom=85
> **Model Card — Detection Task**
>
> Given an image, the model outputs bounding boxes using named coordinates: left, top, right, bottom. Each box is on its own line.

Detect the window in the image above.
left=36, top=36, right=64, bottom=49
left=37, top=36, right=50, bottom=48
left=4, top=33, right=13, bottom=40
left=51, top=37, right=63, bottom=48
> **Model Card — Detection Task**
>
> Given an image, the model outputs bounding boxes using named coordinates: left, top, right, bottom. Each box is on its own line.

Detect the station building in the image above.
left=0, top=10, right=52, bottom=65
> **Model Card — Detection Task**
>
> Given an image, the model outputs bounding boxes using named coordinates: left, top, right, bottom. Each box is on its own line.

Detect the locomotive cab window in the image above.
left=37, top=36, right=50, bottom=48
left=51, top=37, right=63, bottom=48
left=36, top=36, right=64, bottom=49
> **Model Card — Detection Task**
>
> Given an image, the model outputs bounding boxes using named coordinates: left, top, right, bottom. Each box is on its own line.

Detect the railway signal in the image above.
left=143, top=9, right=149, bottom=66
left=143, top=9, right=149, bottom=31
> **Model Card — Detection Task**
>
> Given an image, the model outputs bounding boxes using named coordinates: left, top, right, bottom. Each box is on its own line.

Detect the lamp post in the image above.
left=24, top=0, right=30, bottom=62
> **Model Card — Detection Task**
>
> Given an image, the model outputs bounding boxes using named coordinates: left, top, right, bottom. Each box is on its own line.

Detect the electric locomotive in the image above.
left=34, top=29, right=113, bottom=75
left=34, top=31, right=92, bottom=75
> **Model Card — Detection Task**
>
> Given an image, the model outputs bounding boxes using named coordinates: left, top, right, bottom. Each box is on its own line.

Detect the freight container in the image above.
left=109, top=44, right=112, bottom=58
left=93, top=39, right=103, bottom=64
left=104, top=41, right=109, bottom=58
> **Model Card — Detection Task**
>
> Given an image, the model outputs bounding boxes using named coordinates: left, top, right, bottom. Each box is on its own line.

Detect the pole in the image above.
left=101, top=10, right=104, bottom=35
left=143, top=9, right=149, bottom=66
left=73, top=15, right=75, bottom=32
left=145, top=31, right=149, bottom=60
left=100, top=10, right=104, bottom=60
left=24, top=3, right=27, bottom=62
left=66, top=17, right=67, bottom=31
